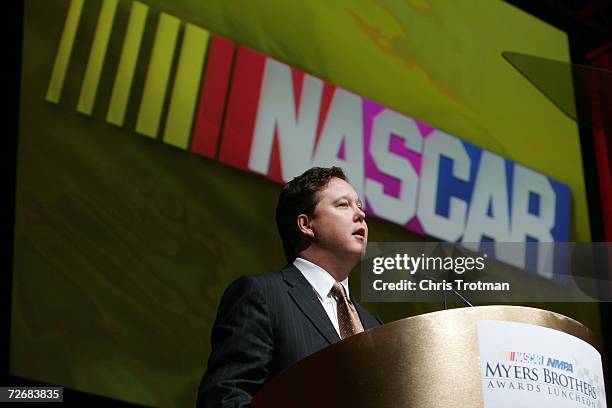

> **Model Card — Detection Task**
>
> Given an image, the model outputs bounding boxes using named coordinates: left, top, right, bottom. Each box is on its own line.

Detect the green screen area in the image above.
left=13, top=0, right=599, bottom=406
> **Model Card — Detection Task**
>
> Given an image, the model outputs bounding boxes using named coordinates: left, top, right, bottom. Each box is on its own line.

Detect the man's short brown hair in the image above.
left=276, top=166, right=347, bottom=263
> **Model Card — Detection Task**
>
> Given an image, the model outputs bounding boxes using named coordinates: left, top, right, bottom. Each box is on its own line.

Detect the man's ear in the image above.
left=297, top=214, right=314, bottom=239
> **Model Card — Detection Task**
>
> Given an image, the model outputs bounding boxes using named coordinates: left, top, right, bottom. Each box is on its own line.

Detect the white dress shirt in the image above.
left=293, top=257, right=350, bottom=337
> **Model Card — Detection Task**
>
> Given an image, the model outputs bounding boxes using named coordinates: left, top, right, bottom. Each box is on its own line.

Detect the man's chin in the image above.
left=360, top=242, right=367, bottom=256
left=348, top=244, right=367, bottom=260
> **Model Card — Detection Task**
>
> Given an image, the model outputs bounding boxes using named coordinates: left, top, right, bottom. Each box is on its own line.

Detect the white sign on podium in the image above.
left=477, top=320, right=607, bottom=408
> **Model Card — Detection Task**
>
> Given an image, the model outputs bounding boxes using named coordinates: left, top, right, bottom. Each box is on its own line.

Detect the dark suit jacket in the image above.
left=197, top=264, right=382, bottom=407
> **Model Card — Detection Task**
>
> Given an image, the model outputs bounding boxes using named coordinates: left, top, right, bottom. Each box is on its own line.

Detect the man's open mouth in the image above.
left=352, top=228, right=366, bottom=238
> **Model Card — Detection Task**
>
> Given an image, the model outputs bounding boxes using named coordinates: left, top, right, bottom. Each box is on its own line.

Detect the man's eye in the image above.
left=338, top=202, right=349, bottom=207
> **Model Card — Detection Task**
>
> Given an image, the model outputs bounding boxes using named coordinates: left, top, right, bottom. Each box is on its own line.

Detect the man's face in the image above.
left=309, top=177, right=368, bottom=259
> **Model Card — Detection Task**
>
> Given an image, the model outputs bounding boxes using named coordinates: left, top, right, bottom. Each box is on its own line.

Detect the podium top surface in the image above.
left=382, top=305, right=600, bottom=348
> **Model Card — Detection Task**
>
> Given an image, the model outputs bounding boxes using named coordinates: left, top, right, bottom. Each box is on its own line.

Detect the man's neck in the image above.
left=297, top=249, right=357, bottom=282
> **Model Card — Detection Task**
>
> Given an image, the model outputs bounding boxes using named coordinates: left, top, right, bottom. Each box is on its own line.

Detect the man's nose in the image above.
left=354, top=206, right=366, bottom=222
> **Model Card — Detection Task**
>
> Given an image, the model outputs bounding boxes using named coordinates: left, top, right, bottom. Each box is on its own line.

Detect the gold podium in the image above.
left=252, top=306, right=605, bottom=408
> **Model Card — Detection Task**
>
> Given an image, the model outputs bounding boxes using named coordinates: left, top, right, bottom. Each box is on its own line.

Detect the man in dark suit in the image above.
left=197, top=166, right=383, bottom=407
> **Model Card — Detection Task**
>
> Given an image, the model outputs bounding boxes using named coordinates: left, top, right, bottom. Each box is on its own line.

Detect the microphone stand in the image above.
left=444, top=282, right=474, bottom=308
left=413, top=270, right=474, bottom=309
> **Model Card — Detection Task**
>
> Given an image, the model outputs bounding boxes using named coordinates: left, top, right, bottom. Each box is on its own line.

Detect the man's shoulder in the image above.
left=225, top=265, right=298, bottom=294
left=216, top=266, right=302, bottom=317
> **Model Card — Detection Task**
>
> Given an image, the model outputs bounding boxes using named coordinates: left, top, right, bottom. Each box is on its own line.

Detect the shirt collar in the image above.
left=293, top=257, right=350, bottom=300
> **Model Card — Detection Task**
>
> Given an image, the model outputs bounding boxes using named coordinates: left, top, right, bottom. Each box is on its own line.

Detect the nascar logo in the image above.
left=46, top=0, right=571, bottom=280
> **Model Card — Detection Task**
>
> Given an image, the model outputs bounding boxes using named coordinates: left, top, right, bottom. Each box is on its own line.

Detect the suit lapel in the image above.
left=282, top=265, right=341, bottom=344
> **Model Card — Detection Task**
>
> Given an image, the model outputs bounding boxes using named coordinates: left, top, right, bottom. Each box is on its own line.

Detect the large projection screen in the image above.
left=13, top=0, right=596, bottom=406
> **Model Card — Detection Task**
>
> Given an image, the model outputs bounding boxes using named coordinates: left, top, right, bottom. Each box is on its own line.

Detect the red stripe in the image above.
left=586, top=50, right=612, bottom=284
left=218, top=47, right=266, bottom=170
left=594, top=128, right=612, bottom=240
left=191, top=35, right=236, bottom=159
